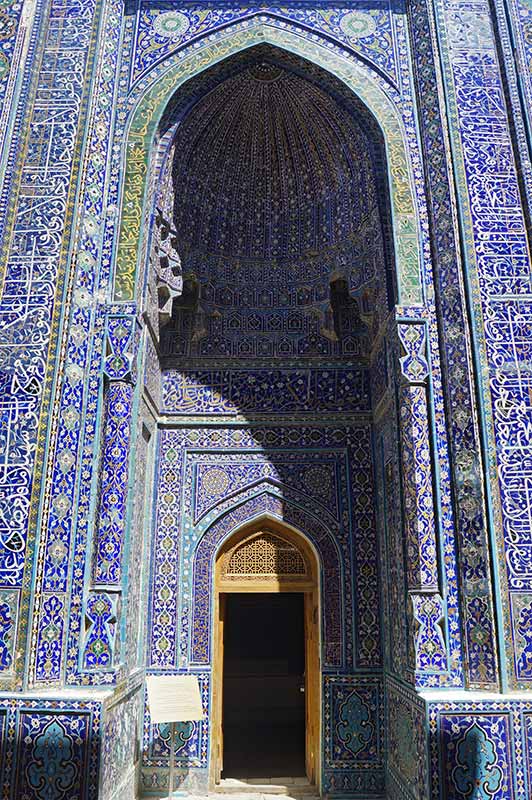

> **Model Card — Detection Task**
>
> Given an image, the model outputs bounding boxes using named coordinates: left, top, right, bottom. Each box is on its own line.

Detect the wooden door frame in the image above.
left=210, top=520, right=321, bottom=791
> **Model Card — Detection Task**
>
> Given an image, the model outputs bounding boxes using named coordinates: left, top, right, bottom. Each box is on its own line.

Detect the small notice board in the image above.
left=146, top=675, right=204, bottom=799
left=146, top=675, right=204, bottom=724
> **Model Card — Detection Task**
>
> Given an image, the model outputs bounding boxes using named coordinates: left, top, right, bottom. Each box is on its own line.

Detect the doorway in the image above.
left=211, top=523, right=320, bottom=789
left=222, top=593, right=305, bottom=778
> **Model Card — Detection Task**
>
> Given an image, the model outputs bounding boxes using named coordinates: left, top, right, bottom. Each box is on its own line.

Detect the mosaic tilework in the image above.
left=323, top=681, right=387, bottom=799
left=141, top=673, right=210, bottom=794
left=490, top=0, right=532, bottom=215
left=60, top=0, right=130, bottom=687
left=0, top=695, right=102, bottom=800
left=163, top=367, right=370, bottom=415
left=150, top=425, right=381, bottom=671
left=144, top=334, right=161, bottom=408
left=0, top=0, right=531, bottom=795
left=395, top=320, right=450, bottom=679
left=374, top=417, right=409, bottom=680
left=324, top=675, right=384, bottom=771
left=190, top=491, right=346, bottom=667
left=510, top=0, right=532, bottom=148
left=0, top=0, right=38, bottom=219
left=0, top=0, right=104, bottom=691
left=386, top=679, right=428, bottom=800
left=398, top=324, right=437, bottom=591
left=192, top=454, right=341, bottom=524
left=0, top=2, right=25, bottom=158
left=116, top=18, right=422, bottom=304
left=132, top=2, right=401, bottom=88
left=82, top=591, right=118, bottom=672
left=147, top=418, right=383, bottom=792
left=170, top=63, right=381, bottom=264
left=436, top=0, right=532, bottom=687
left=428, top=696, right=532, bottom=800
left=101, top=685, right=144, bottom=800
left=406, top=0, right=496, bottom=689
left=0, top=589, right=17, bottom=674
left=92, top=382, right=134, bottom=586
left=124, top=416, right=153, bottom=674
left=157, top=52, right=387, bottom=361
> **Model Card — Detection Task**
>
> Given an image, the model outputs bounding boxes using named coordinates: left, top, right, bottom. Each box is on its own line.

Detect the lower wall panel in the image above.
left=0, top=683, right=529, bottom=799
left=0, top=694, right=102, bottom=800
left=386, top=677, right=532, bottom=800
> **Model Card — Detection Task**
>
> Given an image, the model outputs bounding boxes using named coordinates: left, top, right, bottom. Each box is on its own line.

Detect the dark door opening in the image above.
left=222, top=593, right=305, bottom=778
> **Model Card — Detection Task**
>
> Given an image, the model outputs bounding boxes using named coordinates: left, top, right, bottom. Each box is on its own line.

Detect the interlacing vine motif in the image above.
left=25, top=719, right=80, bottom=800
left=452, top=723, right=503, bottom=799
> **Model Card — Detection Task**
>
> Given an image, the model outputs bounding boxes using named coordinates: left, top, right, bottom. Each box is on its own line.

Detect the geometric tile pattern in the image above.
left=0, top=0, right=531, bottom=796
left=406, top=0, right=500, bottom=690
left=150, top=424, right=382, bottom=674
left=439, top=0, right=532, bottom=688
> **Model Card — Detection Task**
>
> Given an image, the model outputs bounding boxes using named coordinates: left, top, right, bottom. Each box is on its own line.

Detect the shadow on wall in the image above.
left=139, top=40, right=400, bottom=800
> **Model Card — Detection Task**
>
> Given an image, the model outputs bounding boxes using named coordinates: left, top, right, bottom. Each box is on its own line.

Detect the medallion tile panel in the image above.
left=131, top=2, right=401, bottom=88
left=428, top=697, right=532, bottom=800
left=0, top=696, right=102, bottom=800
left=192, top=454, right=341, bottom=524
left=324, top=675, right=384, bottom=769
left=386, top=679, right=428, bottom=799
left=101, top=687, right=143, bottom=800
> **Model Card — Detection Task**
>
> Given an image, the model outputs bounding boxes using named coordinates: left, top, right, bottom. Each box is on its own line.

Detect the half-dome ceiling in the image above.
left=171, top=60, right=378, bottom=264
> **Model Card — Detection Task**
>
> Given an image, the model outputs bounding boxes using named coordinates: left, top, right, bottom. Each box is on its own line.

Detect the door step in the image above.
left=217, top=778, right=316, bottom=795
left=211, top=794, right=320, bottom=800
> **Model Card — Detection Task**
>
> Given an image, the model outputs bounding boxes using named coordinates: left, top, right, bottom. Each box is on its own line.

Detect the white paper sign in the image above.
left=146, top=675, right=204, bottom=724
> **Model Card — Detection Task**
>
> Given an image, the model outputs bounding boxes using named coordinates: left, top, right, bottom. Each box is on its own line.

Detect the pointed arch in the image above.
left=190, top=493, right=345, bottom=669
left=113, top=18, right=422, bottom=306
left=211, top=513, right=322, bottom=787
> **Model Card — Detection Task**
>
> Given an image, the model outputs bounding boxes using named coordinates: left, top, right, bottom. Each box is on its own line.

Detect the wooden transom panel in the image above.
left=220, top=531, right=311, bottom=581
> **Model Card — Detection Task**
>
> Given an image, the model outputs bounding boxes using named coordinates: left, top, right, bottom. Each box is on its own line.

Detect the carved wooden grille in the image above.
left=221, top=532, right=309, bottom=580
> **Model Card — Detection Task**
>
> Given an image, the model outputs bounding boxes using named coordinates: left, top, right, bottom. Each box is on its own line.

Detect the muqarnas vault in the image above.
left=0, top=0, right=532, bottom=798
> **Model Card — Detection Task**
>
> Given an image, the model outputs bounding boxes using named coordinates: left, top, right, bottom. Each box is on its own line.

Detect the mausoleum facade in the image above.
left=0, top=0, right=532, bottom=798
